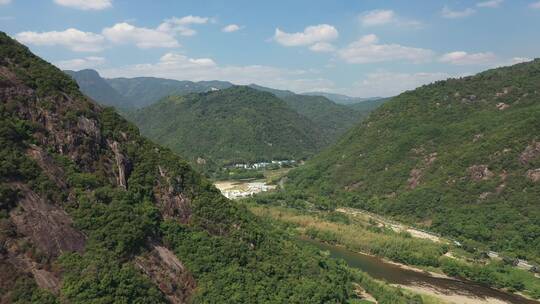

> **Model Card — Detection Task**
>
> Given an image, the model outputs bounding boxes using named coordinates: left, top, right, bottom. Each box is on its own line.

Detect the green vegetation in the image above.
left=128, top=86, right=328, bottom=168
left=108, top=77, right=233, bottom=108
left=282, top=94, right=363, bottom=139
left=1, top=31, right=429, bottom=303
left=287, top=59, right=540, bottom=262
left=346, top=97, right=389, bottom=119
left=212, top=167, right=266, bottom=180
left=246, top=200, right=540, bottom=299
left=0, top=34, right=81, bottom=99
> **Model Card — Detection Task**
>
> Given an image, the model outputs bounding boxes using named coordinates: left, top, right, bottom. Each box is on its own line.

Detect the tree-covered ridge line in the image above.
left=0, top=31, right=423, bottom=303
left=286, top=58, right=540, bottom=263
left=127, top=86, right=329, bottom=170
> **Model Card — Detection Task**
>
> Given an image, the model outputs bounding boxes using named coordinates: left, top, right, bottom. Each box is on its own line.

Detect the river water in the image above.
left=300, top=238, right=539, bottom=304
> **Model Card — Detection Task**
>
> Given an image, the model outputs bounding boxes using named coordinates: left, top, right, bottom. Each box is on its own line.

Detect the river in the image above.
left=300, top=238, right=539, bottom=304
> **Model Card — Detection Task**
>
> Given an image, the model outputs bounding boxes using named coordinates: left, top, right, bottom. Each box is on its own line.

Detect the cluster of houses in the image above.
left=220, top=182, right=276, bottom=200
left=231, top=160, right=297, bottom=170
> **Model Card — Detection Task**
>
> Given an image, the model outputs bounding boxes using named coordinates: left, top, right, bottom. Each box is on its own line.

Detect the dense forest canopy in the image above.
left=128, top=86, right=329, bottom=167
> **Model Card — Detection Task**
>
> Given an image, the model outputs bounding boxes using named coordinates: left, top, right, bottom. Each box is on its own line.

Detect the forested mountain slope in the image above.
left=282, top=94, right=363, bottom=139
left=0, top=32, right=360, bottom=303
left=129, top=86, right=328, bottom=167
left=346, top=97, right=390, bottom=119
left=287, top=59, right=540, bottom=261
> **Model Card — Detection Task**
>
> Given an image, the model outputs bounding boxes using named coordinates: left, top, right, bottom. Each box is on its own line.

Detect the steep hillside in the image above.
left=282, top=94, right=362, bottom=139
left=287, top=60, right=540, bottom=261
left=107, top=77, right=233, bottom=108
left=346, top=97, right=389, bottom=120
left=129, top=86, right=328, bottom=167
left=0, top=32, right=360, bottom=303
left=65, top=69, right=129, bottom=109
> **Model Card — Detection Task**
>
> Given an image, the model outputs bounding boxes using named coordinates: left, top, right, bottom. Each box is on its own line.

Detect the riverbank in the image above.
left=246, top=203, right=540, bottom=303
left=300, top=237, right=540, bottom=304
left=398, top=284, right=509, bottom=304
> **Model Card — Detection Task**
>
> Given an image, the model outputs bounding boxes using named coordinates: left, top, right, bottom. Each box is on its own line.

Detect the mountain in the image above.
left=65, top=72, right=381, bottom=139
left=65, top=69, right=235, bottom=109
left=287, top=59, right=540, bottom=261
left=281, top=94, right=362, bottom=139
left=247, top=83, right=295, bottom=98
left=65, top=69, right=129, bottom=109
left=128, top=86, right=328, bottom=168
left=0, top=32, right=359, bottom=303
left=303, top=91, right=384, bottom=105
left=107, top=77, right=233, bottom=108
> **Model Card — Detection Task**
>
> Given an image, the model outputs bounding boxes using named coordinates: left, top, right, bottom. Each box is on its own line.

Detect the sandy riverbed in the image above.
left=396, top=284, right=510, bottom=304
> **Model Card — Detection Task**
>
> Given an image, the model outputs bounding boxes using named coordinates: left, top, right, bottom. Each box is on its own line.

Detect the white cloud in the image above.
left=16, top=16, right=209, bottom=52
left=273, top=24, right=338, bottom=47
left=157, top=15, right=209, bottom=36
left=441, top=6, right=476, bottom=18
left=477, top=0, right=503, bottom=8
left=15, top=28, right=105, bottom=52
left=0, top=0, right=12, bottom=5
left=338, top=34, right=434, bottom=64
left=530, top=1, right=540, bottom=8
left=56, top=56, right=105, bottom=70
left=222, top=24, right=241, bottom=33
left=440, top=51, right=497, bottom=65
left=54, top=0, right=112, bottom=10
left=359, top=9, right=422, bottom=28
left=360, top=10, right=396, bottom=26
left=508, top=57, right=532, bottom=64
left=309, top=42, right=335, bottom=53
left=99, top=52, right=333, bottom=93
left=102, top=22, right=180, bottom=48
left=347, top=71, right=451, bottom=97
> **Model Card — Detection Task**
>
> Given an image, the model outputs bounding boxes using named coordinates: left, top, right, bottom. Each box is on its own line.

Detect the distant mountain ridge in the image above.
left=303, top=91, right=385, bottom=105
left=65, top=69, right=234, bottom=108
left=66, top=70, right=387, bottom=169
left=66, top=69, right=387, bottom=110
left=108, top=77, right=234, bottom=108
left=64, top=69, right=131, bottom=109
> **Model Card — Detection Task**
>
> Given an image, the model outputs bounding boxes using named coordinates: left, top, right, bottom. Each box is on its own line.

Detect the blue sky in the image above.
left=1, top=0, right=540, bottom=97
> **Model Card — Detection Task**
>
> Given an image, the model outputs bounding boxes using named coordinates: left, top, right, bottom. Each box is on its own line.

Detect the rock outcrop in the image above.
left=520, top=141, right=540, bottom=165
left=526, top=169, right=540, bottom=182
left=135, top=244, right=196, bottom=304
left=468, top=165, right=494, bottom=181
left=155, top=166, right=192, bottom=223
left=9, top=184, right=86, bottom=257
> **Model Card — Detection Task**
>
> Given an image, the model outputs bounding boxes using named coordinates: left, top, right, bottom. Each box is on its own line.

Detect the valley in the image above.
left=2, top=1, right=540, bottom=303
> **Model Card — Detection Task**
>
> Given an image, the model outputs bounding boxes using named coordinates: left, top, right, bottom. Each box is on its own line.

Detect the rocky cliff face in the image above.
left=0, top=32, right=212, bottom=303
